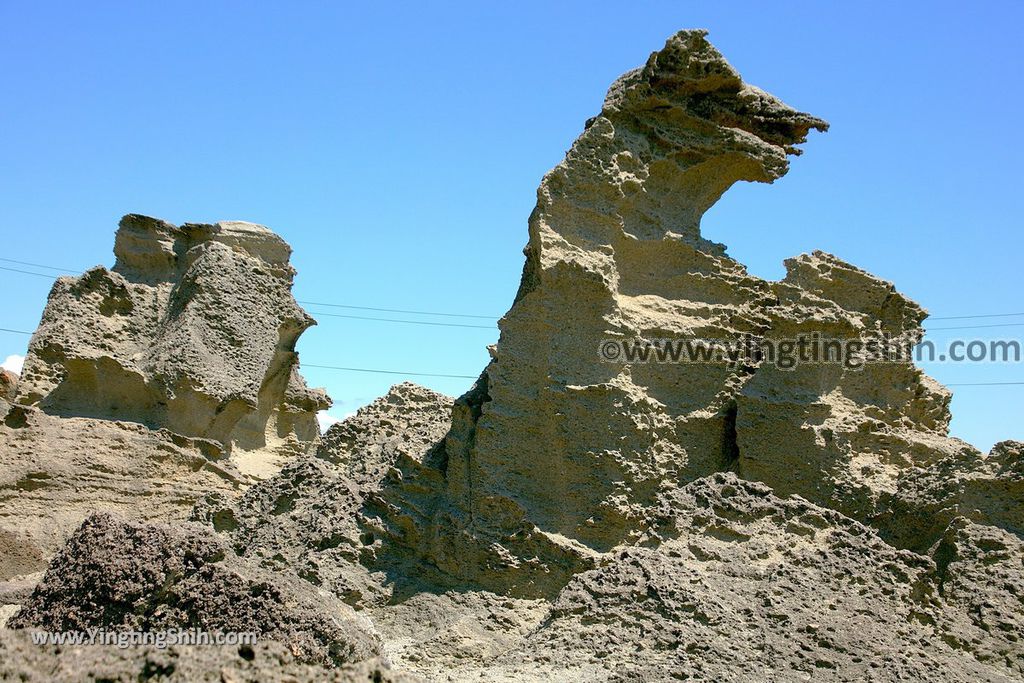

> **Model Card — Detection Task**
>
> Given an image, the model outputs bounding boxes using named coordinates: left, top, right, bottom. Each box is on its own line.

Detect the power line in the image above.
left=946, top=381, right=1024, bottom=386
left=298, top=300, right=497, bottom=320
left=0, top=258, right=499, bottom=325
left=0, top=257, right=80, bottom=273
left=311, top=311, right=494, bottom=329
left=928, top=312, right=1024, bottom=321
left=0, top=266, right=495, bottom=330
left=0, top=328, right=32, bottom=335
left=0, top=265, right=64, bottom=279
left=303, top=363, right=476, bottom=379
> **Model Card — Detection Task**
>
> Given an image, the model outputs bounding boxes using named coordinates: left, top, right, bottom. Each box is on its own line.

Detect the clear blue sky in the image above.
left=1, top=2, right=1021, bottom=450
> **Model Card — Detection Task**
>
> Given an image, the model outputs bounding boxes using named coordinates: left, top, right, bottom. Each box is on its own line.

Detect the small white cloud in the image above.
left=1, top=354, right=24, bottom=375
left=316, top=410, right=359, bottom=433
left=316, top=411, right=342, bottom=433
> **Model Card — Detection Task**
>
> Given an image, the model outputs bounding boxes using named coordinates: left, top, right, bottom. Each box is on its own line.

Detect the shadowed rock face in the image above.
left=15, top=214, right=330, bottom=461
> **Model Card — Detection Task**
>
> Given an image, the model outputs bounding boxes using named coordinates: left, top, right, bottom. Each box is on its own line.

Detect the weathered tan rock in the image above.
left=0, top=369, right=16, bottom=418
left=402, top=29, right=1020, bottom=597
left=16, top=214, right=330, bottom=469
left=0, top=406, right=241, bottom=569
left=2, top=28, right=1022, bottom=683
left=487, top=475, right=1023, bottom=681
left=193, top=383, right=455, bottom=607
left=0, top=216, right=330, bottom=576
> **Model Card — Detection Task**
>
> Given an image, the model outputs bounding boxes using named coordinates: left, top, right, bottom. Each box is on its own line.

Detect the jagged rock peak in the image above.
left=15, top=213, right=329, bottom=473
left=528, top=28, right=828, bottom=265
left=605, top=29, right=828, bottom=155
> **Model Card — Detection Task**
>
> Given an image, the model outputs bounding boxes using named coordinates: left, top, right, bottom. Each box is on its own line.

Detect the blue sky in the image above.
left=1, top=2, right=1021, bottom=450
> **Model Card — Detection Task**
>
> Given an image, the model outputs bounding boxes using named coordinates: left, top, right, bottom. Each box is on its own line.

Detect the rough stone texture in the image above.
left=0, top=631, right=417, bottom=683
left=396, top=29, right=832, bottom=596
left=0, top=529, right=43, bottom=584
left=15, top=214, right=330, bottom=472
left=318, top=382, right=454, bottom=486
left=0, top=216, right=331, bottom=588
left=8, top=513, right=380, bottom=667
left=385, top=29, right=1022, bottom=598
left=0, top=406, right=241, bottom=569
left=0, top=369, right=16, bottom=419
left=486, top=475, right=1022, bottom=682
left=192, top=383, right=455, bottom=608
left=2, top=28, right=1023, bottom=683
left=923, top=518, right=1024, bottom=672
left=370, top=590, right=549, bottom=681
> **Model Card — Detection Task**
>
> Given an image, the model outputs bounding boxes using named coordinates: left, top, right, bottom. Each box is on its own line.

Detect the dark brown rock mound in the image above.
left=8, top=514, right=380, bottom=667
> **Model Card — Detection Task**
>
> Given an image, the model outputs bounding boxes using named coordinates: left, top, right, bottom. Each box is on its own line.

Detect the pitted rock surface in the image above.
left=8, top=513, right=380, bottom=667
left=16, top=214, right=330, bottom=465
left=410, top=29, right=1021, bottom=597
left=2, top=29, right=1022, bottom=683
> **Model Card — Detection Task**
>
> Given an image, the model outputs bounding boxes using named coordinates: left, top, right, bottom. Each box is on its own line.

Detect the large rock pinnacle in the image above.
left=15, top=214, right=330, bottom=463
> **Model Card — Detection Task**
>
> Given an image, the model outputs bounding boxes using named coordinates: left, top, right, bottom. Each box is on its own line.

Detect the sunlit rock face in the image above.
left=400, top=30, right=1017, bottom=596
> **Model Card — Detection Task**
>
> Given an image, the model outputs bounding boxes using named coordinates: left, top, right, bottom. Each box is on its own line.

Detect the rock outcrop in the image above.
left=8, top=514, right=380, bottom=667
left=0, top=369, right=16, bottom=418
left=486, top=475, right=1024, bottom=681
left=0, top=216, right=330, bottom=582
left=193, top=383, right=455, bottom=607
left=2, top=28, right=1022, bottom=683
left=371, top=29, right=1021, bottom=598
left=0, top=406, right=244, bottom=569
left=15, top=214, right=330, bottom=468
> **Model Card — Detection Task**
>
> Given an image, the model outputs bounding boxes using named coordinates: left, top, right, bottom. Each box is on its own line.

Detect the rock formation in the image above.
left=1, top=28, right=1022, bottom=683
left=0, top=407, right=240, bottom=571
left=0, top=369, right=16, bottom=418
left=193, top=383, right=455, bottom=607
left=15, top=214, right=330, bottom=467
left=362, top=29, right=1021, bottom=599
left=8, top=514, right=380, bottom=667
left=484, top=474, right=1024, bottom=681
left=0, top=216, right=329, bottom=575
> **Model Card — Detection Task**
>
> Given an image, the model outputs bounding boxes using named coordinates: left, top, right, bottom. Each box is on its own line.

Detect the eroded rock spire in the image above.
left=365, top=30, right=1015, bottom=598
